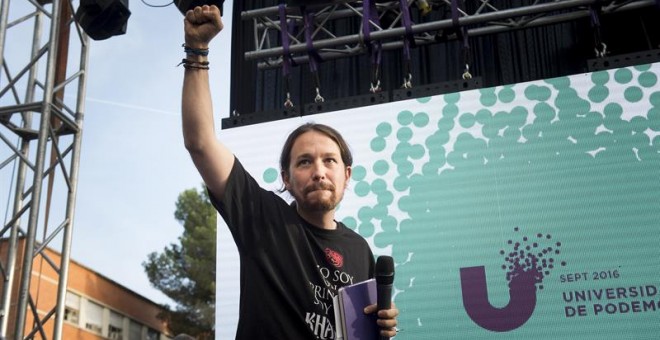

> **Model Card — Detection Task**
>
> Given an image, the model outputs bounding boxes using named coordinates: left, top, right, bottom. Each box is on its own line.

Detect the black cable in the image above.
left=140, top=0, right=174, bottom=8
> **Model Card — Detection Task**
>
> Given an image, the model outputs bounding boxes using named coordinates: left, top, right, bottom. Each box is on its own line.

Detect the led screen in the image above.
left=216, top=62, right=660, bottom=339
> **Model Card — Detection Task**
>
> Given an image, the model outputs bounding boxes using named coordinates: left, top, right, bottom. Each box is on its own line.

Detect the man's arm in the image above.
left=182, top=5, right=234, bottom=200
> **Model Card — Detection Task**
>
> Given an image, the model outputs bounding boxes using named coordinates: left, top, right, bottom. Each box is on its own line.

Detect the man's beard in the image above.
left=297, top=182, right=339, bottom=212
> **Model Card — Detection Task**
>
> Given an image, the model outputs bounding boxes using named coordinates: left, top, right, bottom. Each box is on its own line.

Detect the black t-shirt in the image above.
left=210, top=158, right=375, bottom=339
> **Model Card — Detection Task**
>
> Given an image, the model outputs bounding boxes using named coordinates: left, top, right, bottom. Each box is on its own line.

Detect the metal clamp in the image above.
left=402, top=73, right=413, bottom=89
left=462, top=64, right=473, bottom=80
left=314, top=88, right=325, bottom=103
left=595, top=42, right=607, bottom=58
left=284, top=92, right=294, bottom=108
left=370, top=80, right=382, bottom=93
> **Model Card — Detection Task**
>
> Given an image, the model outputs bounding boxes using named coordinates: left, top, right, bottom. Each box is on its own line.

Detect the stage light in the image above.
left=174, top=0, right=225, bottom=15
left=416, top=0, right=431, bottom=16
left=75, top=0, right=131, bottom=41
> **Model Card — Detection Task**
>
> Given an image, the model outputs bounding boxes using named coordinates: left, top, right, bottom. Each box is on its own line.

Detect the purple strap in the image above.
left=589, top=6, right=602, bottom=44
left=463, top=31, right=470, bottom=68
left=399, top=0, right=415, bottom=87
left=362, top=0, right=381, bottom=63
left=451, top=0, right=463, bottom=39
left=301, top=6, right=325, bottom=101
left=302, top=7, right=322, bottom=73
left=451, top=0, right=471, bottom=77
left=362, top=0, right=373, bottom=43
left=362, top=0, right=383, bottom=90
left=589, top=3, right=607, bottom=57
left=279, top=4, right=292, bottom=77
left=450, top=0, right=468, bottom=54
left=400, top=0, right=415, bottom=55
left=279, top=3, right=295, bottom=107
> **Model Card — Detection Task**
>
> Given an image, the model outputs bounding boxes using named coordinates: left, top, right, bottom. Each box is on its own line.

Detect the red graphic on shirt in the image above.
left=325, top=248, right=343, bottom=268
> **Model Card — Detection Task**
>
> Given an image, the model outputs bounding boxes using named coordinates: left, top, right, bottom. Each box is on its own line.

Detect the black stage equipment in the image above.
left=75, top=0, right=131, bottom=40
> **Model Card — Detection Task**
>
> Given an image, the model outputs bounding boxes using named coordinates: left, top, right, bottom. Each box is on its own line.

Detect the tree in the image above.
left=143, top=186, right=216, bottom=339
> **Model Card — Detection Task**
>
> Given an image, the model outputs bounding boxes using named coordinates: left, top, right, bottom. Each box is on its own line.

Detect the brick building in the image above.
left=0, top=237, right=172, bottom=339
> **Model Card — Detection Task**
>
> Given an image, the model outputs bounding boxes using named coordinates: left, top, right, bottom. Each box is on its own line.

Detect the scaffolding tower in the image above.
left=0, top=0, right=88, bottom=338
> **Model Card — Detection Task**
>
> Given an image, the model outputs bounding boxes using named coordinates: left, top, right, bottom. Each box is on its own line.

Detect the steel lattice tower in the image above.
left=0, top=0, right=88, bottom=338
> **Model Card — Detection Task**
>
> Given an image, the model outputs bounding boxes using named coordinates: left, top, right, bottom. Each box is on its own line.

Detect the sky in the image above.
left=2, top=0, right=234, bottom=305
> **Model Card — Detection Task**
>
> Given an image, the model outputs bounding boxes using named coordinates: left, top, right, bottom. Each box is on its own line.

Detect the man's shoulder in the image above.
left=336, top=222, right=370, bottom=242
left=211, top=156, right=290, bottom=210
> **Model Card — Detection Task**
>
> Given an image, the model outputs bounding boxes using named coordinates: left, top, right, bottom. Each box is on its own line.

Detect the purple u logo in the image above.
left=460, top=266, right=537, bottom=332
left=460, top=228, right=566, bottom=331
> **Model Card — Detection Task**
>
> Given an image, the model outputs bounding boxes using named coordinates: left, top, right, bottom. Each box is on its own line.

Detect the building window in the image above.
left=64, top=292, right=80, bottom=324
left=108, top=311, right=123, bottom=340
left=146, top=328, right=159, bottom=340
left=129, top=320, right=142, bottom=340
left=84, top=301, right=103, bottom=334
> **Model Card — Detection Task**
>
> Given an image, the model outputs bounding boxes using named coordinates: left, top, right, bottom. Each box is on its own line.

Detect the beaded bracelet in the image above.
left=182, top=44, right=209, bottom=57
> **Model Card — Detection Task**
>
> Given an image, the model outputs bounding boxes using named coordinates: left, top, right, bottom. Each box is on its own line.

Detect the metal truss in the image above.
left=0, top=0, right=88, bottom=338
left=243, top=0, right=657, bottom=70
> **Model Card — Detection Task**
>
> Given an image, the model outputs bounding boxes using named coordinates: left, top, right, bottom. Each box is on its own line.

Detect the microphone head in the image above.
left=375, top=255, right=394, bottom=285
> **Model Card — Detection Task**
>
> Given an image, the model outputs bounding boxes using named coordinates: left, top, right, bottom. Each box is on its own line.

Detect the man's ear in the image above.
left=345, top=166, right=352, bottom=181
left=281, top=170, right=291, bottom=190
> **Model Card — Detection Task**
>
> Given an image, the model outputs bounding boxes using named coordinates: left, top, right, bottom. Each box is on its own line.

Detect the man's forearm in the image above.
left=182, top=54, right=215, bottom=153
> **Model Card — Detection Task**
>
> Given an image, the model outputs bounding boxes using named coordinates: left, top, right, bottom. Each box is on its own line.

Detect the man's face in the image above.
left=282, top=131, right=352, bottom=213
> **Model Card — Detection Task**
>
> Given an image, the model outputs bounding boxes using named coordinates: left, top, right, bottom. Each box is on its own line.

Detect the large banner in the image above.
left=216, top=62, right=660, bottom=339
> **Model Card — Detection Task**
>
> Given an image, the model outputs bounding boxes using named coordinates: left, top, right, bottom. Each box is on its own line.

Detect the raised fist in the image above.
left=184, top=5, right=223, bottom=49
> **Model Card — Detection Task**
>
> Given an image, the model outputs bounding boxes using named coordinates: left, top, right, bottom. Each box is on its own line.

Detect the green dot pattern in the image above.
left=263, top=168, right=278, bottom=183
left=225, top=60, right=660, bottom=340
left=334, top=64, right=660, bottom=336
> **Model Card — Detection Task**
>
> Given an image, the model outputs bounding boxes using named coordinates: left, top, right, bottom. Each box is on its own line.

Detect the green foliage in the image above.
left=143, top=186, right=217, bottom=339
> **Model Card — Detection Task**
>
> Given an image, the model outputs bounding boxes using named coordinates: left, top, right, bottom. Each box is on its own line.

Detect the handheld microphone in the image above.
left=375, top=255, right=394, bottom=340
